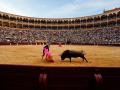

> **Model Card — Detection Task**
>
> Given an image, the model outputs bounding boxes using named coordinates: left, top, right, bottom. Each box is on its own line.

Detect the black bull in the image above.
left=61, top=50, right=88, bottom=62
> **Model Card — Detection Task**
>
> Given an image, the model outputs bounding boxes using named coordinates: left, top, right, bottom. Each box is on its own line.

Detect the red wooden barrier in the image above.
left=0, top=64, right=120, bottom=90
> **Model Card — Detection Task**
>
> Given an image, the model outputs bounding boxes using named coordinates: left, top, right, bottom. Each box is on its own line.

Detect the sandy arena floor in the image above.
left=0, top=45, right=120, bottom=67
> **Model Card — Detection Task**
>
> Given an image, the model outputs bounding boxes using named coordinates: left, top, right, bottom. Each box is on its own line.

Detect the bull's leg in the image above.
left=83, top=56, right=88, bottom=62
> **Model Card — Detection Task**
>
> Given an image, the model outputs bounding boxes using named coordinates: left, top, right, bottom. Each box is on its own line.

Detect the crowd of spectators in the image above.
left=0, top=26, right=120, bottom=45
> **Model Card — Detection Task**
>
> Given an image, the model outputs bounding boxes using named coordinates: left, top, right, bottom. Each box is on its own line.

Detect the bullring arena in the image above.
left=0, top=45, right=120, bottom=67
left=0, top=8, right=120, bottom=67
left=0, top=8, right=120, bottom=90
